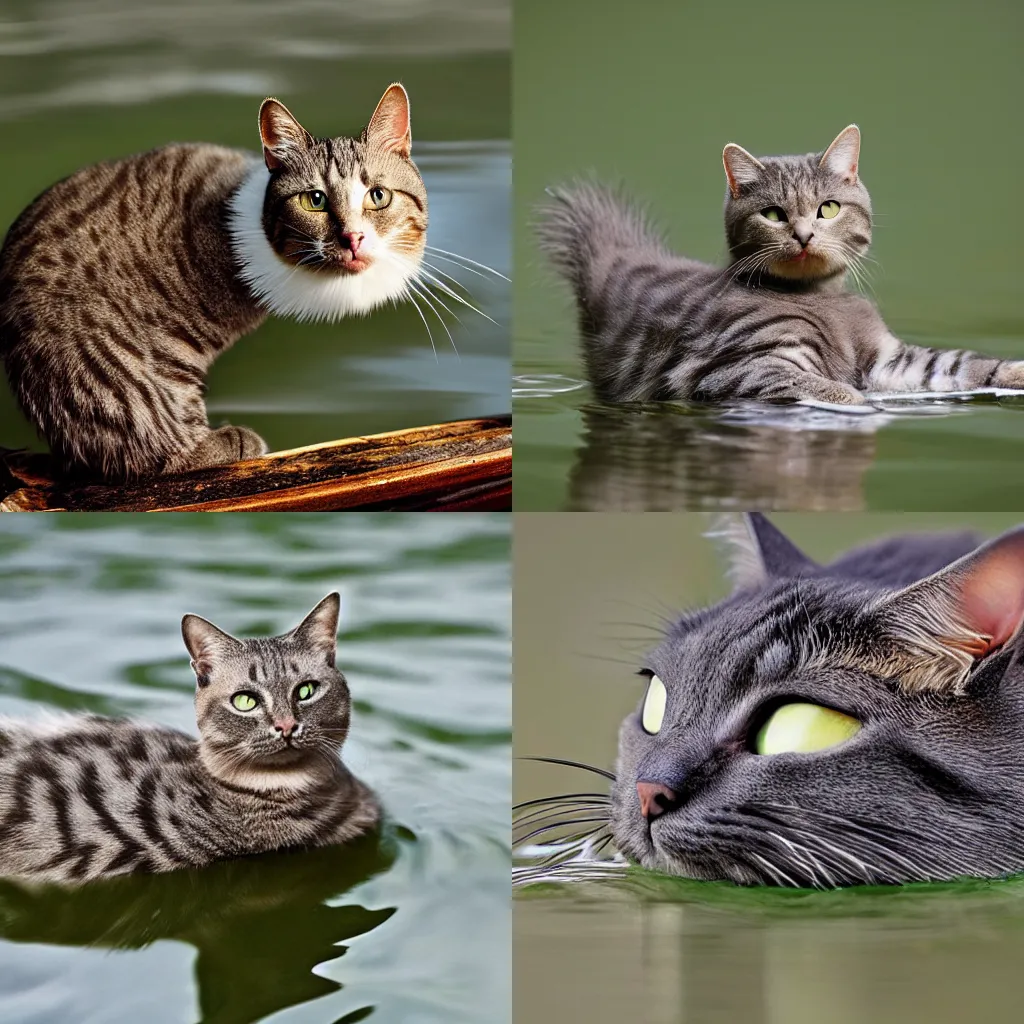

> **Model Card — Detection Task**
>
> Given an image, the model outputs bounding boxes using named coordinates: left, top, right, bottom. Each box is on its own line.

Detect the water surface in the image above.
left=0, top=512, right=511, bottom=1023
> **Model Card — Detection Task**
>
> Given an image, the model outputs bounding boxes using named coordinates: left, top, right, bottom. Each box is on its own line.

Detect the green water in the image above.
left=513, top=513, right=1024, bottom=1022
left=0, top=0, right=510, bottom=457
left=512, top=0, right=1024, bottom=510
left=0, top=512, right=511, bottom=1023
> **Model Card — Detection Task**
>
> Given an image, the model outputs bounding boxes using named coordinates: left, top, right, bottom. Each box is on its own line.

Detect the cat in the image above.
left=0, top=84, right=427, bottom=480
left=521, top=514, right=1024, bottom=888
left=539, top=127, right=1024, bottom=404
left=0, top=593, right=380, bottom=884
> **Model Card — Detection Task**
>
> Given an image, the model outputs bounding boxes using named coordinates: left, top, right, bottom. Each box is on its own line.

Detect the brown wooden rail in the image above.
left=0, top=415, right=511, bottom=512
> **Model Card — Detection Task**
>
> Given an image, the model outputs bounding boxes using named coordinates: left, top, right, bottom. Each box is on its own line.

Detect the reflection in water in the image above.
left=0, top=835, right=396, bottom=1023
left=567, top=404, right=882, bottom=511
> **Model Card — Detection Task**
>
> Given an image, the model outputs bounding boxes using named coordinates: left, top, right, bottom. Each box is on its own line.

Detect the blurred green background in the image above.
left=0, top=0, right=510, bottom=457
left=512, top=0, right=1024, bottom=510
left=0, top=511, right=511, bottom=1024
left=514, top=511, right=1024, bottom=1024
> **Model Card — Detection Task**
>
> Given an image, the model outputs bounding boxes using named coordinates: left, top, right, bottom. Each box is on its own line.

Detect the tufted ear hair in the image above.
left=722, top=142, right=766, bottom=199
left=286, top=593, right=340, bottom=667
left=713, top=513, right=820, bottom=589
left=819, top=124, right=861, bottom=183
left=258, top=98, right=314, bottom=171
left=365, top=83, right=412, bottom=159
left=181, top=615, right=242, bottom=687
left=869, top=526, right=1024, bottom=694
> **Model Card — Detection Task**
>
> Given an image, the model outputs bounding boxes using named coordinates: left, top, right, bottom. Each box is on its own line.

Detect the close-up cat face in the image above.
left=183, top=593, right=351, bottom=782
left=230, top=84, right=428, bottom=321
left=609, top=515, right=1024, bottom=887
left=722, top=126, right=872, bottom=285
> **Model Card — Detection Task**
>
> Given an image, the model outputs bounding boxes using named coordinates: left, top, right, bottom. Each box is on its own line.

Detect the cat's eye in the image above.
left=231, top=692, right=259, bottom=712
left=818, top=200, right=841, bottom=219
left=363, top=186, right=392, bottom=211
left=761, top=207, right=788, bottom=223
left=298, top=190, right=328, bottom=212
left=296, top=681, right=318, bottom=701
left=755, top=702, right=861, bottom=756
left=640, top=674, right=667, bottom=735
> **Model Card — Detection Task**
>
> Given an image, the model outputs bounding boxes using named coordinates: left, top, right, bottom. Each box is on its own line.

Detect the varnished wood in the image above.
left=0, top=416, right=511, bottom=512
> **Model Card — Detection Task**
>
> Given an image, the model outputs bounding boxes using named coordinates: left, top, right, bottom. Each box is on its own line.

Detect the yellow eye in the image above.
left=296, top=682, right=317, bottom=701
left=641, top=674, right=667, bottom=735
left=818, top=200, right=841, bottom=219
left=363, top=186, right=392, bottom=211
left=762, top=206, right=787, bottom=223
left=755, top=703, right=860, bottom=755
left=298, top=190, right=328, bottom=212
left=231, top=693, right=258, bottom=712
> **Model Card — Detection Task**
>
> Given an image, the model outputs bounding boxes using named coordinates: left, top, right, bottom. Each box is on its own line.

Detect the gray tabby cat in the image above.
left=0, top=594, right=379, bottom=884
left=0, top=85, right=427, bottom=479
left=540, top=127, right=1024, bottom=403
left=521, top=515, right=1024, bottom=887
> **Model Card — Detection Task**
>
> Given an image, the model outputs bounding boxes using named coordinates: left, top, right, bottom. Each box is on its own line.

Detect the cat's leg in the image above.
left=707, top=356, right=866, bottom=405
left=867, top=334, right=1024, bottom=392
left=764, top=371, right=867, bottom=405
left=180, top=425, right=269, bottom=471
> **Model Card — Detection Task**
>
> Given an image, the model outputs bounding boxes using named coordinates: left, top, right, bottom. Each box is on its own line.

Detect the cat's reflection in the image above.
left=0, top=834, right=396, bottom=1023
left=567, top=404, right=880, bottom=511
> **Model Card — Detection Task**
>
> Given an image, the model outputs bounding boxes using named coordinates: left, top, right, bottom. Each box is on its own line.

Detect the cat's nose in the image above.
left=636, top=781, right=678, bottom=821
left=273, top=716, right=298, bottom=738
left=793, top=226, right=814, bottom=247
left=340, top=231, right=365, bottom=255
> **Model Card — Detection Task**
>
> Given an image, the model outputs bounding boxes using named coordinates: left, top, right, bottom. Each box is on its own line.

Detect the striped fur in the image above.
left=541, top=142, right=1024, bottom=404
left=0, top=85, right=426, bottom=480
left=0, top=594, right=379, bottom=884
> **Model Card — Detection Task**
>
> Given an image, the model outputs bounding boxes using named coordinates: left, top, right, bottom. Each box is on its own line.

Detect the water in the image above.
left=0, top=512, right=511, bottom=1023
left=513, top=512, right=1024, bottom=1022
left=0, top=0, right=510, bottom=456
left=512, top=0, right=1024, bottom=510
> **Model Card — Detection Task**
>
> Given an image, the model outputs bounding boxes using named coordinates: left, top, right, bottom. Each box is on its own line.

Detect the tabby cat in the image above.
left=0, top=593, right=380, bottom=883
left=540, top=127, right=1024, bottom=404
left=0, top=85, right=427, bottom=479
left=522, top=515, right=1024, bottom=887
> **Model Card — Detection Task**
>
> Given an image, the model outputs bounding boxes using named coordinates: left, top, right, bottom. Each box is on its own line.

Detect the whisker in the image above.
left=519, top=756, right=617, bottom=781
left=409, top=280, right=460, bottom=359
left=403, top=287, right=438, bottom=362
left=424, top=246, right=509, bottom=281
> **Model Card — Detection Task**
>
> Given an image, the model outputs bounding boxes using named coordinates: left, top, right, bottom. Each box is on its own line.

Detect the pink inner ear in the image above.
left=368, top=86, right=411, bottom=156
left=957, top=534, right=1024, bottom=650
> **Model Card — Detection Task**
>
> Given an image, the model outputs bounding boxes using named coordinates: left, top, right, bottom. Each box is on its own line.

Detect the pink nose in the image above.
left=273, top=716, right=298, bottom=738
left=340, top=231, right=364, bottom=255
left=636, top=781, right=678, bottom=821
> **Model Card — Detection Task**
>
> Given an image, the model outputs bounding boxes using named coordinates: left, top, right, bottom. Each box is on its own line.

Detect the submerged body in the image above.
left=541, top=128, right=1024, bottom=404
left=0, top=85, right=426, bottom=479
left=604, top=515, right=1024, bottom=887
left=0, top=714, right=378, bottom=884
left=0, top=593, right=379, bottom=884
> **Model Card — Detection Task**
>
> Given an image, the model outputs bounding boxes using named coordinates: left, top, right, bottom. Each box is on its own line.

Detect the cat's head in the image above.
left=182, top=593, right=352, bottom=790
left=611, top=515, right=1024, bottom=887
left=229, top=84, right=427, bottom=320
left=721, top=126, right=871, bottom=288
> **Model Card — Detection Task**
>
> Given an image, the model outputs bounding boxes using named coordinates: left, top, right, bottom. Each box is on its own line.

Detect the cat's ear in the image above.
left=819, top=125, right=860, bottom=183
left=714, top=513, right=820, bottom=589
left=181, top=615, right=242, bottom=687
left=287, top=593, right=341, bottom=667
left=871, top=527, right=1024, bottom=694
left=365, top=83, right=412, bottom=159
left=722, top=143, right=765, bottom=198
left=258, top=98, right=314, bottom=171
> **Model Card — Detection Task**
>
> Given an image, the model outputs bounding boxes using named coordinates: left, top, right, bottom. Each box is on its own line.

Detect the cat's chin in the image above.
left=768, top=252, right=839, bottom=281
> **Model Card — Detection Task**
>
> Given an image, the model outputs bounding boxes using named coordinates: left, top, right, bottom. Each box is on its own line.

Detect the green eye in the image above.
left=640, top=674, right=667, bottom=735
left=363, top=186, right=392, bottom=211
left=755, top=702, right=861, bottom=755
left=231, top=692, right=258, bottom=712
left=762, top=206, right=788, bottom=223
left=818, top=200, right=841, bottom=219
left=296, top=681, right=318, bottom=701
left=298, top=190, right=327, bottom=212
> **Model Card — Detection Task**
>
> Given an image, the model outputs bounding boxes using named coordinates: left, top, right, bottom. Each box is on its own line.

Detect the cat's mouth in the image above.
left=330, top=250, right=373, bottom=274
left=771, top=249, right=835, bottom=280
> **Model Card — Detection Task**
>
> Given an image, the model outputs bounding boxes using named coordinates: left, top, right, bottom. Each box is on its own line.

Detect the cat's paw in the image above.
left=185, top=425, right=269, bottom=470
left=993, top=361, right=1024, bottom=390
